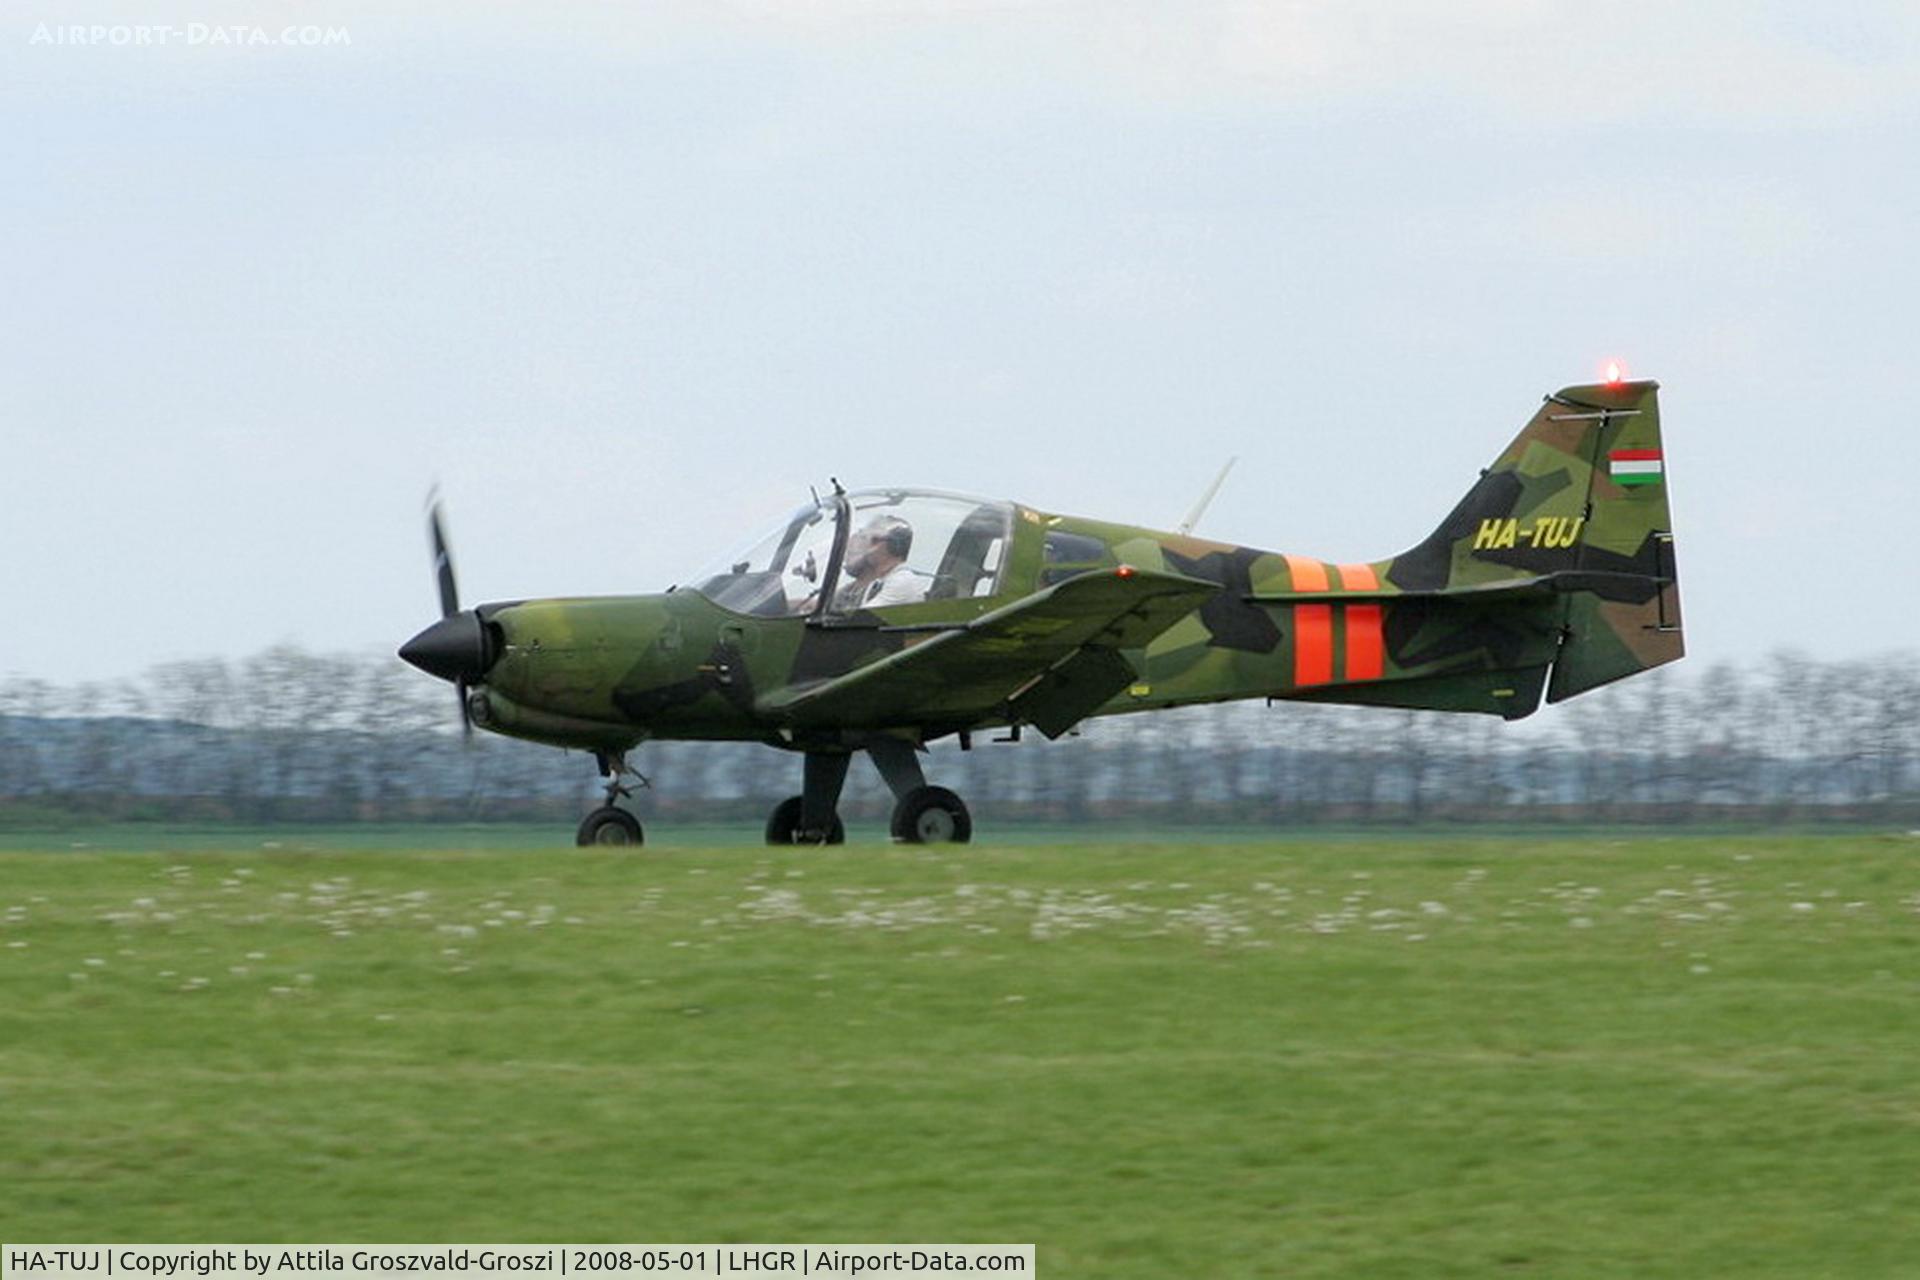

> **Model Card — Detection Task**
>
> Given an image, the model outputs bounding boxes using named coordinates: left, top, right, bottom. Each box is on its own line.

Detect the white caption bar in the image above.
left=4, top=1247, right=1033, bottom=1279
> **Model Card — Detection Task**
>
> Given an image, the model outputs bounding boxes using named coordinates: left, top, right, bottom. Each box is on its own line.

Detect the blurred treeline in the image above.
left=1, top=646, right=1915, bottom=826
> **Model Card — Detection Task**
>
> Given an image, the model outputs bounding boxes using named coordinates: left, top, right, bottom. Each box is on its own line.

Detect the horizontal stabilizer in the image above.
left=1247, top=570, right=1672, bottom=607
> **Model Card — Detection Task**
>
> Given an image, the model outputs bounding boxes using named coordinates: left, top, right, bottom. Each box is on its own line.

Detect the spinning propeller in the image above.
left=398, top=490, right=497, bottom=738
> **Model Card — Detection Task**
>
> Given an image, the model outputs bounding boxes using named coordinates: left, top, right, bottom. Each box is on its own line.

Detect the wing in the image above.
left=760, top=568, right=1219, bottom=738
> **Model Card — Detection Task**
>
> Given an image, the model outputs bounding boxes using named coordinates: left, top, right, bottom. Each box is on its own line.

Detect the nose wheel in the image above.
left=577, top=750, right=646, bottom=847
left=577, top=807, right=643, bottom=846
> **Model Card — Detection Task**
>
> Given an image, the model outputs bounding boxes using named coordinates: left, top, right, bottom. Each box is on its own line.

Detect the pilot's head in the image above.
left=846, top=517, right=912, bottom=575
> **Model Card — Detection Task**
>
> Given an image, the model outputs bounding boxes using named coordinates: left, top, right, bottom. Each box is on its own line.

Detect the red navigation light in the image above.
left=1115, top=565, right=1138, bottom=579
left=1605, top=359, right=1625, bottom=386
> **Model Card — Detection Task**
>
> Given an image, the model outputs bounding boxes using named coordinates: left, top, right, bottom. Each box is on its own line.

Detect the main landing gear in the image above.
left=765, top=738, right=972, bottom=845
left=576, top=751, right=646, bottom=847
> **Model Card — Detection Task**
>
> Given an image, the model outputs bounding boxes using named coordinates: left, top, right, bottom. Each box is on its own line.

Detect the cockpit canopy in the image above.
left=687, top=489, right=1015, bottom=618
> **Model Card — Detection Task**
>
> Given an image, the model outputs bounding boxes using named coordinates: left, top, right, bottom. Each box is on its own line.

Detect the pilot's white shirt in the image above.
left=860, top=563, right=930, bottom=607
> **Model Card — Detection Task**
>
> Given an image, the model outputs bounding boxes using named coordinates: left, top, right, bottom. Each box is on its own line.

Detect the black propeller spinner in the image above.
left=398, top=493, right=496, bottom=736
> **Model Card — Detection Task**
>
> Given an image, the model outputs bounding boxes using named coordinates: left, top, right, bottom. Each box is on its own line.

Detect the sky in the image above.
left=5, top=0, right=1919, bottom=687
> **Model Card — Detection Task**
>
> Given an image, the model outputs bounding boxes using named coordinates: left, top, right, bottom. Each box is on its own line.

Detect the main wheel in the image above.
left=890, top=785, right=972, bottom=844
left=576, top=806, right=644, bottom=847
left=764, top=795, right=846, bottom=845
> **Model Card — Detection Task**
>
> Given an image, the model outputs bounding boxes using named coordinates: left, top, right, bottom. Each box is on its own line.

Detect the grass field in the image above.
left=4, top=829, right=1919, bottom=1276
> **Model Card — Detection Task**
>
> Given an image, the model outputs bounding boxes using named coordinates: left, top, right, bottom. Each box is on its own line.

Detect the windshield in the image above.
left=686, top=489, right=1016, bottom=616
left=685, top=498, right=841, bottom=617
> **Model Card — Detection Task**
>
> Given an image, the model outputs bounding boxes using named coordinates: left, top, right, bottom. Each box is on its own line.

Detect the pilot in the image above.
left=835, top=517, right=929, bottom=609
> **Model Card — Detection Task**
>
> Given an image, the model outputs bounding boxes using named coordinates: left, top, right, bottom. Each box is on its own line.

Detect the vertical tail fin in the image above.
left=1383, top=378, right=1684, bottom=701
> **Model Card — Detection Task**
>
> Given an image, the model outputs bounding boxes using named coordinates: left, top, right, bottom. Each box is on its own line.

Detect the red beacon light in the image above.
left=1604, top=359, right=1625, bottom=386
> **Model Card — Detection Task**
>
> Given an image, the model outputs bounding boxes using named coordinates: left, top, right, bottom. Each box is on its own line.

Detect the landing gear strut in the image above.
left=870, top=738, right=971, bottom=844
left=577, top=751, right=646, bottom=847
left=765, top=751, right=849, bottom=845
left=762, top=739, right=971, bottom=845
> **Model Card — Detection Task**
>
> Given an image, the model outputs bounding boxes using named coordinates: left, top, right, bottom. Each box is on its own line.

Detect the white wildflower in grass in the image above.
left=1791, top=902, right=1815, bottom=912
left=84, top=957, right=105, bottom=966
left=269, top=986, right=293, bottom=996
left=1690, top=964, right=1712, bottom=975
left=1570, top=917, right=1594, bottom=929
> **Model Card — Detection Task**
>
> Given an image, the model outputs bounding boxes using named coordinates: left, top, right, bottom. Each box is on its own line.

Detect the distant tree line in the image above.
left=1, top=646, right=1916, bottom=826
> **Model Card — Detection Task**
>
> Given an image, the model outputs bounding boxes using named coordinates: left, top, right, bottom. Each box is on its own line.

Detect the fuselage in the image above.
left=458, top=501, right=1527, bottom=755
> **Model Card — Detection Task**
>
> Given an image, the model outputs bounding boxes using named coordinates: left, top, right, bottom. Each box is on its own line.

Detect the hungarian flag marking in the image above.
left=1609, top=448, right=1663, bottom=487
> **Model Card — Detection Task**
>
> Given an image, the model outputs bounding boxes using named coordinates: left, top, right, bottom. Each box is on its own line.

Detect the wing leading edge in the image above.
left=760, top=568, right=1219, bottom=737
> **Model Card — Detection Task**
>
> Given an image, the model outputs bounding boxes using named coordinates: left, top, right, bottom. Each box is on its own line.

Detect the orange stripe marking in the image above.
left=1284, top=556, right=1333, bottom=686
left=1295, top=606, right=1333, bottom=686
left=1284, top=555, right=1330, bottom=592
left=1336, top=563, right=1379, bottom=590
left=1336, top=563, right=1384, bottom=681
left=1345, top=605, right=1384, bottom=680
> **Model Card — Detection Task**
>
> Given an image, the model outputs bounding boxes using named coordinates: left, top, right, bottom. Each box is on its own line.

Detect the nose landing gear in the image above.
left=576, top=751, right=647, bottom=847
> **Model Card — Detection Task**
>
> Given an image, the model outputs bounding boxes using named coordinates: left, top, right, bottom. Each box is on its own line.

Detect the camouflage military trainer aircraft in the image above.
left=400, top=374, right=1682, bottom=846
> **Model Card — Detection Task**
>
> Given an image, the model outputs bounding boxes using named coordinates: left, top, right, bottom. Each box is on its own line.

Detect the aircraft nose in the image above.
left=398, top=610, right=497, bottom=684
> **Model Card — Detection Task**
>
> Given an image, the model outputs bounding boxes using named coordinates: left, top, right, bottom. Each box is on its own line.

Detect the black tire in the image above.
left=890, top=785, right=972, bottom=844
left=576, top=806, right=644, bottom=847
left=764, top=795, right=846, bottom=845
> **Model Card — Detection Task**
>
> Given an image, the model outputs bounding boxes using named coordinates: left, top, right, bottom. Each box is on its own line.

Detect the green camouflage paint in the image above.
left=436, top=379, right=1681, bottom=756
